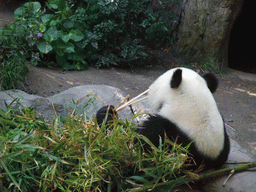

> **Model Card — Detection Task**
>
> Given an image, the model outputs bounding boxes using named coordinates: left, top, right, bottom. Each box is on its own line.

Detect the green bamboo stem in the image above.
left=0, top=116, right=18, bottom=128
left=129, top=162, right=256, bottom=192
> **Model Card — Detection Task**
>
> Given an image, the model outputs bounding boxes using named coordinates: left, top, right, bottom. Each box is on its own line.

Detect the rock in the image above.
left=175, top=0, right=244, bottom=64
left=0, top=85, right=255, bottom=191
left=202, top=138, right=256, bottom=192
left=0, top=85, right=133, bottom=121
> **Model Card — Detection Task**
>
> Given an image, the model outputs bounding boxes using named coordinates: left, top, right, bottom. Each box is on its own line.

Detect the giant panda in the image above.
left=96, top=67, right=230, bottom=169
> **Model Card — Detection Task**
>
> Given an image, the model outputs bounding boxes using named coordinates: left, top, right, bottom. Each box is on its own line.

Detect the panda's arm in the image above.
left=96, top=105, right=118, bottom=127
left=137, top=115, right=170, bottom=148
left=96, top=106, right=176, bottom=150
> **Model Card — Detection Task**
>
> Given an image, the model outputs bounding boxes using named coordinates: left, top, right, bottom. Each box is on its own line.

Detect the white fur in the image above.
left=148, top=67, right=224, bottom=159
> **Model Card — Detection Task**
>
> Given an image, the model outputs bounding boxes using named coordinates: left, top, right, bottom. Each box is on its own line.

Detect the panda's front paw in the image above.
left=96, top=105, right=118, bottom=126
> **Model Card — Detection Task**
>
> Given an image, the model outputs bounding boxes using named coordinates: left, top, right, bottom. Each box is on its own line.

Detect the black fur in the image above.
left=203, top=73, right=218, bottom=93
left=96, top=70, right=229, bottom=169
left=170, top=69, right=182, bottom=88
left=138, top=115, right=230, bottom=169
left=96, top=105, right=118, bottom=127
left=96, top=106, right=230, bottom=169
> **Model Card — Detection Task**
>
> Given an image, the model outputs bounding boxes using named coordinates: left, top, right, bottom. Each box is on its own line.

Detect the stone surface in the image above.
left=0, top=85, right=255, bottom=191
left=0, top=85, right=134, bottom=121
left=202, top=138, right=256, bottom=192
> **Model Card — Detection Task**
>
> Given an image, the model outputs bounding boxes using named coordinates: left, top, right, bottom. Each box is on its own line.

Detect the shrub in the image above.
left=0, top=0, right=177, bottom=70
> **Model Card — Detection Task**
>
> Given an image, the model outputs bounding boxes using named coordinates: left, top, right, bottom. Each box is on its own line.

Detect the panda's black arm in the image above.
left=96, top=105, right=118, bottom=126
left=136, top=115, right=168, bottom=149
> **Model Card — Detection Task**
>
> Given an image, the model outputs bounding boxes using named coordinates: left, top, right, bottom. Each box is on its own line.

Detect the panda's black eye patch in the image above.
left=171, top=69, right=182, bottom=88
left=157, top=102, right=163, bottom=111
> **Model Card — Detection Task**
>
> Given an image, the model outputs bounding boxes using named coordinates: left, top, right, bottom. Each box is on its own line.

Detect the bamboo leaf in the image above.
left=0, top=160, right=21, bottom=191
left=41, top=153, right=69, bottom=164
left=53, top=141, right=65, bottom=153
left=17, top=144, right=44, bottom=151
left=14, top=133, right=34, bottom=146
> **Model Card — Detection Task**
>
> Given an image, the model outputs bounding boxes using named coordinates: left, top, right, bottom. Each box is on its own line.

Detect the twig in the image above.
left=223, top=169, right=235, bottom=186
left=115, top=89, right=149, bottom=112
left=114, top=94, right=130, bottom=110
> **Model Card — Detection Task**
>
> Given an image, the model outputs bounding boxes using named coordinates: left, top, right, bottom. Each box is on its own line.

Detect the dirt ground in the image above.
left=1, top=0, right=256, bottom=157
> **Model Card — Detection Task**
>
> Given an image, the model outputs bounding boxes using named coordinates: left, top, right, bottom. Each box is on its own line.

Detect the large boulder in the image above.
left=0, top=85, right=255, bottom=191
left=0, top=85, right=134, bottom=121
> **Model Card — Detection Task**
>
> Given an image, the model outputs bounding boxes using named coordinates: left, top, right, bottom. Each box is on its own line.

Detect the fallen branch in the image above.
left=115, top=89, right=149, bottom=112
left=128, top=162, right=256, bottom=192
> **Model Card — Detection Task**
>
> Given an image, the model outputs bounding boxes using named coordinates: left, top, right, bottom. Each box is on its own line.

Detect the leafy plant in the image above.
left=0, top=0, right=178, bottom=70
left=183, top=58, right=229, bottom=76
left=0, top=105, right=193, bottom=191
left=0, top=0, right=179, bottom=89
left=0, top=52, right=28, bottom=90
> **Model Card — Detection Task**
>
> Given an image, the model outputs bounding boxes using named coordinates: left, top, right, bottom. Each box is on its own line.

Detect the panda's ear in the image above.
left=170, top=69, right=182, bottom=88
left=202, top=73, right=218, bottom=93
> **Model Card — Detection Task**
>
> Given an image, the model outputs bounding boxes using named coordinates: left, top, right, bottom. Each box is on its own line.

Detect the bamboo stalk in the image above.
left=115, top=89, right=149, bottom=112
left=0, top=116, right=19, bottom=128
left=114, top=94, right=131, bottom=111
left=128, top=162, right=256, bottom=192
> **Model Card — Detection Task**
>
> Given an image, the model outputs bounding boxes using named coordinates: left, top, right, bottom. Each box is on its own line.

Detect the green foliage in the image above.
left=0, top=0, right=177, bottom=71
left=0, top=105, right=193, bottom=191
left=198, top=59, right=229, bottom=76
left=0, top=52, right=28, bottom=90
left=183, top=58, right=229, bottom=76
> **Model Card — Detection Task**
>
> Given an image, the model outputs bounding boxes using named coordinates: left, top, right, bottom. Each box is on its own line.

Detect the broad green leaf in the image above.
left=41, top=14, right=54, bottom=23
left=37, top=42, right=53, bottom=54
left=69, top=29, right=84, bottom=42
left=63, top=21, right=75, bottom=29
left=52, top=39, right=67, bottom=49
left=44, top=26, right=58, bottom=42
left=56, top=49, right=64, bottom=56
left=24, top=2, right=41, bottom=13
left=31, top=2, right=41, bottom=13
left=57, top=30, right=64, bottom=38
left=65, top=43, right=75, bottom=53
left=66, top=47, right=75, bottom=53
left=48, top=3, right=58, bottom=9
left=14, top=7, right=24, bottom=16
left=62, top=34, right=70, bottom=43
left=50, top=20, right=60, bottom=26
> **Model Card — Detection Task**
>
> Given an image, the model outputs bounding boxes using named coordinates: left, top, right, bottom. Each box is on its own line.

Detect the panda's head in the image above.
left=147, top=67, right=225, bottom=160
left=148, top=67, right=219, bottom=118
